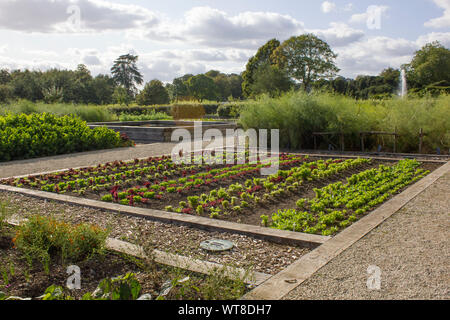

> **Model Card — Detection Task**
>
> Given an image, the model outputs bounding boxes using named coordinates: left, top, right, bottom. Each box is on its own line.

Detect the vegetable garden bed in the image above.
left=0, top=152, right=441, bottom=237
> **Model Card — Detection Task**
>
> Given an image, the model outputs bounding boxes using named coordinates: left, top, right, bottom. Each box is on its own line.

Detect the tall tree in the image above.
left=250, top=62, right=293, bottom=97
left=110, top=54, right=143, bottom=97
left=242, top=38, right=280, bottom=97
left=186, top=74, right=218, bottom=102
left=136, top=79, right=170, bottom=105
left=379, top=67, right=400, bottom=92
left=272, top=34, right=339, bottom=90
left=406, top=41, right=450, bottom=89
left=73, top=64, right=95, bottom=103
left=228, top=74, right=243, bottom=100
left=112, top=86, right=132, bottom=105
left=91, top=74, right=115, bottom=105
left=172, top=74, right=193, bottom=101
left=10, top=70, right=44, bottom=102
left=0, top=69, right=11, bottom=85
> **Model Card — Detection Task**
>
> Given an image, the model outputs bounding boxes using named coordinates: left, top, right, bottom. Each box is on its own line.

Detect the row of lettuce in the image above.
left=0, top=113, right=133, bottom=162
left=270, top=159, right=429, bottom=235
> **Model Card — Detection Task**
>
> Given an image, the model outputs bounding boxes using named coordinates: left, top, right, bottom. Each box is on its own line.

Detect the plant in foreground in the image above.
left=12, top=215, right=109, bottom=272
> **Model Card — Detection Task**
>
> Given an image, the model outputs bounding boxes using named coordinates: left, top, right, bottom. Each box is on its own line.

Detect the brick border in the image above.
left=241, top=160, right=450, bottom=300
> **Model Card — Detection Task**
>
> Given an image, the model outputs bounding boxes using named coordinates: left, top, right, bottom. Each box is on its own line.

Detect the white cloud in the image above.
left=137, top=48, right=254, bottom=81
left=0, top=55, right=68, bottom=72
left=335, top=36, right=418, bottom=77
left=146, top=6, right=304, bottom=49
left=416, top=32, right=450, bottom=48
left=1, top=2, right=447, bottom=82
left=321, top=1, right=336, bottom=14
left=308, top=22, right=365, bottom=47
left=0, top=0, right=159, bottom=33
left=83, top=55, right=102, bottom=66
left=425, top=0, right=450, bottom=28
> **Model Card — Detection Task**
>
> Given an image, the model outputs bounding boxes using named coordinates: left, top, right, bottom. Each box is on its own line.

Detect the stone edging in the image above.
left=0, top=184, right=329, bottom=246
left=241, top=160, right=450, bottom=300
left=105, top=238, right=271, bottom=286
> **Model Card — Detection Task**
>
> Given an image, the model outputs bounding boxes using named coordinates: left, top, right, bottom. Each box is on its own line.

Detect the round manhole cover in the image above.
left=200, top=239, right=234, bottom=252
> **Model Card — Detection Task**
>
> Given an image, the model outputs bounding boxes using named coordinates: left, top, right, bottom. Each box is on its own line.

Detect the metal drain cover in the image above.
left=200, top=239, right=234, bottom=252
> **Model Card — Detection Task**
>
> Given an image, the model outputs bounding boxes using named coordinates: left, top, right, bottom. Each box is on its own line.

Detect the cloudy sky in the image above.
left=0, top=0, right=449, bottom=82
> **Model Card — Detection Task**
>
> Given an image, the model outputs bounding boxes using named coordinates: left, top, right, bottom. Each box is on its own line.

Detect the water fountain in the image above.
left=399, top=68, right=407, bottom=98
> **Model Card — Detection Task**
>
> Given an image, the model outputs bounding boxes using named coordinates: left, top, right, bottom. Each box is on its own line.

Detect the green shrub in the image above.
left=13, top=215, right=109, bottom=271
left=118, top=110, right=172, bottom=121
left=217, top=103, right=244, bottom=118
left=0, top=85, right=13, bottom=103
left=83, top=272, right=142, bottom=300
left=0, top=113, right=130, bottom=161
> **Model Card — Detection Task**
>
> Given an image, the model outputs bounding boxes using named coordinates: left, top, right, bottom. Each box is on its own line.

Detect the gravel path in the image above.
left=284, top=171, right=450, bottom=300
left=0, top=143, right=177, bottom=178
left=0, top=136, right=239, bottom=178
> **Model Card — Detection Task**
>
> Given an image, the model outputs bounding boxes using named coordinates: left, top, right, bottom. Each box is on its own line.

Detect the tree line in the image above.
left=241, top=35, right=450, bottom=99
left=1, top=36, right=449, bottom=105
left=0, top=54, right=244, bottom=105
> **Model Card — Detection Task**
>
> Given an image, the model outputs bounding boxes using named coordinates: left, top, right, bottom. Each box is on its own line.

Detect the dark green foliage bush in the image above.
left=217, top=103, right=244, bottom=119
left=108, top=105, right=171, bottom=116
left=0, top=113, right=129, bottom=161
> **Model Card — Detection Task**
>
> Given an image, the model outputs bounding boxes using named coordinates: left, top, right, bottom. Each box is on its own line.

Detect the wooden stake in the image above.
left=419, top=128, right=423, bottom=154
left=393, top=127, right=397, bottom=153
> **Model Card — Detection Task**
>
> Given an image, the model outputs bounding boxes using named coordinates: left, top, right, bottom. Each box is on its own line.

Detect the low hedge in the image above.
left=0, top=113, right=131, bottom=162
left=217, top=103, right=245, bottom=119
left=109, top=104, right=221, bottom=117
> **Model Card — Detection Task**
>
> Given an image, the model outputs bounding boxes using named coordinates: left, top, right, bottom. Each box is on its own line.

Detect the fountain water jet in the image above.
left=399, top=68, right=407, bottom=98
